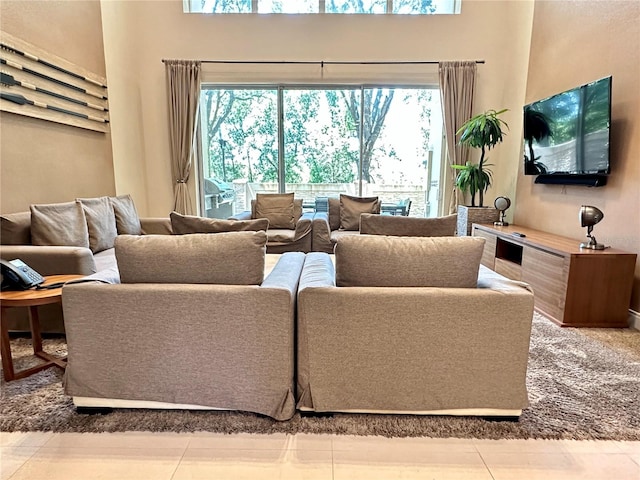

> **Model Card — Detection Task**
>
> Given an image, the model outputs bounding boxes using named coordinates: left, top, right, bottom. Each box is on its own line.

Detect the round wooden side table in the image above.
left=0, top=274, right=84, bottom=381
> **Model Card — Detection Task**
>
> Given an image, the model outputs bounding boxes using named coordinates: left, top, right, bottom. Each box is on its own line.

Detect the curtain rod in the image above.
left=161, top=59, right=485, bottom=66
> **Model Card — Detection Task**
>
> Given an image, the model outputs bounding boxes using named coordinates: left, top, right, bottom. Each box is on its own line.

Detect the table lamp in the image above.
left=579, top=205, right=606, bottom=250
left=494, top=196, right=511, bottom=226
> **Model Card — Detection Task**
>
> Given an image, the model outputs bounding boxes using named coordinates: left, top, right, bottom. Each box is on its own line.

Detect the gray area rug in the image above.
left=1, top=313, right=639, bottom=439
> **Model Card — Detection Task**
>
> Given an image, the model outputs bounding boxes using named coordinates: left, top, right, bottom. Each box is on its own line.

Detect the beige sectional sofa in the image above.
left=62, top=232, right=304, bottom=421
left=297, top=235, right=535, bottom=417
left=0, top=195, right=171, bottom=332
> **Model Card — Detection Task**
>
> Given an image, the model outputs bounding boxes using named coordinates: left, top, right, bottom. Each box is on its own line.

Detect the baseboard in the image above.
left=629, top=309, right=640, bottom=331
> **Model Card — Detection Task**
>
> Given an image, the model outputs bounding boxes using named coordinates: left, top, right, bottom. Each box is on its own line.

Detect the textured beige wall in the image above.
left=101, top=0, right=534, bottom=218
left=0, top=0, right=114, bottom=213
left=516, top=0, right=640, bottom=311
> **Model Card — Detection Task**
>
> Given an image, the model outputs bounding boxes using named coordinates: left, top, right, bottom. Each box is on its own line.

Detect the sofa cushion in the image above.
left=109, top=194, right=141, bottom=235
left=170, top=212, right=269, bottom=234
left=254, top=193, right=295, bottom=229
left=77, top=197, right=118, bottom=253
left=30, top=201, right=90, bottom=248
left=1, top=212, right=31, bottom=245
left=335, top=235, right=485, bottom=288
left=116, top=231, right=267, bottom=285
left=328, top=197, right=341, bottom=231
left=360, top=213, right=458, bottom=237
left=339, top=194, right=380, bottom=231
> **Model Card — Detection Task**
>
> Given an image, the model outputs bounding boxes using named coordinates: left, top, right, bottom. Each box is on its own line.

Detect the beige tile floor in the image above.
left=1, top=432, right=639, bottom=480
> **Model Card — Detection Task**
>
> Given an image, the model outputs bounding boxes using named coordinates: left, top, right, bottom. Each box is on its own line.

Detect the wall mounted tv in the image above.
left=523, top=76, right=611, bottom=187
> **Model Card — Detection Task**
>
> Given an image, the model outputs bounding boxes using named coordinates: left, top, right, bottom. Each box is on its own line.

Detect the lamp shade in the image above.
left=579, top=205, right=604, bottom=228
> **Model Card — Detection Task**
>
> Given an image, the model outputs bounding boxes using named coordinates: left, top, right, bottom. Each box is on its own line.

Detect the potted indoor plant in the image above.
left=452, top=108, right=509, bottom=235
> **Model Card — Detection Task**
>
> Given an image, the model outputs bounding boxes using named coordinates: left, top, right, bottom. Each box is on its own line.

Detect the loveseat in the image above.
left=62, top=232, right=304, bottom=421
left=0, top=195, right=171, bottom=332
left=297, top=235, right=535, bottom=417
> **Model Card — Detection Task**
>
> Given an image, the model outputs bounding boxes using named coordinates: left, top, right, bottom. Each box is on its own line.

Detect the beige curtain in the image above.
left=439, top=61, right=477, bottom=214
left=165, top=60, right=201, bottom=215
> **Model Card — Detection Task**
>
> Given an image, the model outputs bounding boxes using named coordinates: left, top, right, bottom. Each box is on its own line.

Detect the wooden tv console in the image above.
left=472, top=223, right=637, bottom=328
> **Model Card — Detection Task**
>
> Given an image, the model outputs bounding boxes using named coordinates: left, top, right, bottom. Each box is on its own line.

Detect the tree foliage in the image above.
left=201, top=86, right=435, bottom=188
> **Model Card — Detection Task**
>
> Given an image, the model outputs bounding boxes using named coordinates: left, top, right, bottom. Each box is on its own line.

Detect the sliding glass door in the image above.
left=198, top=85, right=443, bottom=218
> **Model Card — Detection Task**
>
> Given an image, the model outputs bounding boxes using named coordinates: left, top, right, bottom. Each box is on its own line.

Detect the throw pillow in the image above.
left=339, top=194, right=380, bottom=231
left=170, top=211, right=269, bottom=234
left=254, top=193, right=295, bottom=229
left=109, top=194, right=141, bottom=235
left=77, top=197, right=118, bottom=253
left=0, top=212, right=31, bottom=245
left=115, top=231, right=267, bottom=285
left=335, top=234, right=485, bottom=288
left=30, top=201, right=90, bottom=248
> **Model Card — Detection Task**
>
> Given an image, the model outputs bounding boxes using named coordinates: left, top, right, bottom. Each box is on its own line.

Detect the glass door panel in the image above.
left=199, top=88, right=278, bottom=218
left=363, top=88, right=443, bottom=217
left=282, top=88, right=360, bottom=209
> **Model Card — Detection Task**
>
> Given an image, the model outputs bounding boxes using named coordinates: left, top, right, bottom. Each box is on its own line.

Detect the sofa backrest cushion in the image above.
left=170, top=211, right=269, bottom=234
left=335, top=234, right=485, bottom=288
left=30, top=201, right=90, bottom=248
left=1, top=212, right=31, bottom=245
left=77, top=197, right=118, bottom=253
left=339, top=194, right=381, bottom=231
left=328, top=197, right=341, bottom=231
left=360, top=213, right=458, bottom=237
left=252, top=193, right=297, bottom=229
left=109, top=194, right=141, bottom=235
left=115, top=231, right=267, bottom=285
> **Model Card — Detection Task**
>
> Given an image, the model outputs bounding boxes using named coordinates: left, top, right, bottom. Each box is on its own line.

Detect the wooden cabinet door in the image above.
left=472, top=227, right=496, bottom=269
left=521, top=248, right=569, bottom=323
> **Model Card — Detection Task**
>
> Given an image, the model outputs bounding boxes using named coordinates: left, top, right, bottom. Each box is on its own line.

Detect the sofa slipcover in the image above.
left=62, top=249, right=305, bottom=421
left=297, top=242, right=535, bottom=417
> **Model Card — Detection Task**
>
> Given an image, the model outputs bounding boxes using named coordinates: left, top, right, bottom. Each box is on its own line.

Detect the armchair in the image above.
left=63, top=232, right=305, bottom=421
left=311, top=194, right=381, bottom=253
left=230, top=193, right=312, bottom=253
left=297, top=235, right=535, bottom=417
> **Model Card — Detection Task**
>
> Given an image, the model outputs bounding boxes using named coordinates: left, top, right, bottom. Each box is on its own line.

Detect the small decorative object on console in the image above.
left=494, top=196, right=511, bottom=226
left=579, top=205, right=607, bottom=250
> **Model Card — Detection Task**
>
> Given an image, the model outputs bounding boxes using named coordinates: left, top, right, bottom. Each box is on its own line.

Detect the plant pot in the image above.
left=456, top=205, right=500, bottom=236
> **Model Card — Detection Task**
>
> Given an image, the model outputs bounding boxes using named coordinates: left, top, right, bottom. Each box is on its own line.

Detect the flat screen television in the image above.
left=523, top=76, right=611, bottom=186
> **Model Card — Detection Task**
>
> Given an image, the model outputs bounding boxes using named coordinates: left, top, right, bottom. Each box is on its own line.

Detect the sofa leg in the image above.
left=76, top=406, right=113, bottom=415
left=482, top=415, right=519, bottom=422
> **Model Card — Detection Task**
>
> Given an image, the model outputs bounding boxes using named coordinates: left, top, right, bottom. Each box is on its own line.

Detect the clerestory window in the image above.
left=185, top=0, right=461, bottom=15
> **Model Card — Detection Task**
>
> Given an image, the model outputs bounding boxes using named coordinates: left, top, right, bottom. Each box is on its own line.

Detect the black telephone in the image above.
left=1, top=258, right=45, bottom=291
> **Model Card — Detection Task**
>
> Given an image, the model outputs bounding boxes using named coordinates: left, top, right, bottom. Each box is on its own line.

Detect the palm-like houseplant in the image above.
left=452, top=109, right=509, bottom=207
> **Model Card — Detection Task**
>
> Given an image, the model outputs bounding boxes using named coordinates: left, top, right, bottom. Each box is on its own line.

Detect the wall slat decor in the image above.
left=0, top=31, right=109, bottom=133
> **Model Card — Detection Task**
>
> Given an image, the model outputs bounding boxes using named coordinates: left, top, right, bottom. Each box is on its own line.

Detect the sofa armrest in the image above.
left=261, top=252, right=305, bottom=294
left=0, top=245, right=96, bottom=276
left=229, top=211, right=252, bottom=221
left=311, top=212, right=333, bottom=253
left=292, top=213, right=313, bottom=242
left=299, top=252, right=335, bottom=289
left=140, top=217, right=172, bottom=235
